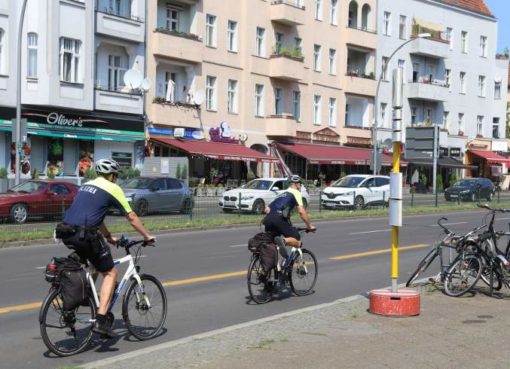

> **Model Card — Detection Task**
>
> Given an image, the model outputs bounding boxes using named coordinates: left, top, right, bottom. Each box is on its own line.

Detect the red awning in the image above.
left=277, top=143, right=403, bottom=166
left=152, top=138, right=277, bottom=163
left=469, top=150, right=510, bottom=165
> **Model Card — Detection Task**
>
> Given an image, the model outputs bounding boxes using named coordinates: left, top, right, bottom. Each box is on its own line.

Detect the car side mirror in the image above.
left=272, top=186, right=280, bottom=191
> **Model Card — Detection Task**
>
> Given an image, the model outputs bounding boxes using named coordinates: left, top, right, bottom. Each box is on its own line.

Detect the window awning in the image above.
left=468, top=150, right=510, bottom=165
left=152, top=138, right=278, bottom=163
left=276, top=143, right=404, bottom=166
left=408, top=157, right=477, bottom=170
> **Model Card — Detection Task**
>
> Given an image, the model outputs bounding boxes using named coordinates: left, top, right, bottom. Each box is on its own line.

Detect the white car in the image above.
left=321, top=175, right=390, bottom=210
left=218, top=178, right=310, bottom=214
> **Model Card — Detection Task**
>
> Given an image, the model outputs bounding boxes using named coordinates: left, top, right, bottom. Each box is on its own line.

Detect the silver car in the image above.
left=121, top=177, right=193, bottom=216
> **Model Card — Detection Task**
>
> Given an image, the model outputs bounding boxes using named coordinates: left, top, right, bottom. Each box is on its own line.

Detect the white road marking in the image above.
left=349, top=229, right=391, bottom=235
left=431, top=221, right=467, bottom=227
left=229, top=244, right=247, bottom=248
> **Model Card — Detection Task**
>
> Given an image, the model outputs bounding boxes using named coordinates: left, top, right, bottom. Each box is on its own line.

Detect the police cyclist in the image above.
left=59, top=158, right=154, bottom=338
left=262, top=175, right=315, bottom=258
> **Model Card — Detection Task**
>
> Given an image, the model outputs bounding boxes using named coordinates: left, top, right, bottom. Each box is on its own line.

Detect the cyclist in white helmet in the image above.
left=57, top=158, right=154, bottom=338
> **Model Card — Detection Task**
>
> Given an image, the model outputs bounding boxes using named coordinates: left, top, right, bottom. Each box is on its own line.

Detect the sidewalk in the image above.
left=83, top=283, right=510, bottom=369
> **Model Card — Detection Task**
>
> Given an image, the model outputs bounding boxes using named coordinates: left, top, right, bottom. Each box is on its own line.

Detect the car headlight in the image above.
left=241, top=195, right=254, bottom=200
left=342, top=191, right=354, bottom=196
left=460, top=190, right=470, bottom=194
left=126, top=194, right=135, bottom=202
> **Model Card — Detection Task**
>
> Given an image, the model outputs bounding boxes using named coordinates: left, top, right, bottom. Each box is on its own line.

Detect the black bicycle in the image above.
left=247, top=228, right=317, bottom=304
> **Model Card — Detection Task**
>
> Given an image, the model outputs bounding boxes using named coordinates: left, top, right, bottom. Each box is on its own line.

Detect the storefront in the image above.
left=467, top=150, right=510, bottom=186
left=0, top=106, right=145, bottom=178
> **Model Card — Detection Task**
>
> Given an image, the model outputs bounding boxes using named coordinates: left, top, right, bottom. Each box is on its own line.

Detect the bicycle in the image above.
left=247, top=228, right=317, bottom=304
left=39, top=236, right=167, bottom=357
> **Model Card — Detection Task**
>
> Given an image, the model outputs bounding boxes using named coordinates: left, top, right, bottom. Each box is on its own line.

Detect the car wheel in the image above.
left=353, top=196, right=365, bottom=210
left=10, top=203, right=28, bottom=224
left=135, top=199, right=149, bottom=217
left=180, top=198, right=193, bottom=214
left=470, top=192, right=476, bottom=202
left=252, top=199, right=265, bottom=215
left=487, top=192, right=493, bottom=201
left=222, top=208, right=234, bottom=213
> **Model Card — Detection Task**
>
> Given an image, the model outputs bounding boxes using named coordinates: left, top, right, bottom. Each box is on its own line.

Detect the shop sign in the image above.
left=148, top=127, right=204, bottom=140
left=47, top=112, right=85, bottom=127
left=449, top=147, right=461, bottom=157
left=439, top=147, right=449, bottom=157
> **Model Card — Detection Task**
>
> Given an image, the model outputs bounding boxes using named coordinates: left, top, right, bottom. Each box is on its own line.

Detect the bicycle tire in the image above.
left=406, top=247, right=439, bottom=287
left=289, top=249, right=318, bottom=296
left=122, top=274, right=167, bottom=340
left=247, top=255, right=273, bottom=304
left=480, top=264, right=503, bottom=291
left=443, top=254, right=482, bottom=297
left=39, top=288, right=96, bottom=357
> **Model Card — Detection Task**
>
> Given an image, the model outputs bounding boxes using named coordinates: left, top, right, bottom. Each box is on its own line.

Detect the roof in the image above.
left=152, top=138, right=277, bottom=163
left=437, top=0, right=493, bottom=17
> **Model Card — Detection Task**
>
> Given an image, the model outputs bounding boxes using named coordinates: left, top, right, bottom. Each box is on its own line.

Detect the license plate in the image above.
left=450, top=195, right=458, bottom=198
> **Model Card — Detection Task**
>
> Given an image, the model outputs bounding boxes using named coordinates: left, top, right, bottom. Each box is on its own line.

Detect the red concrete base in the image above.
left=369, top=289, right=420, bottom=317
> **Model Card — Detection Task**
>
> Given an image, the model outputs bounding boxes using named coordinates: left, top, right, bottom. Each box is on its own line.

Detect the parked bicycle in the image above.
left=39, top=236, right=167, bottom=357
left=247, top=228, right=317, bottom=304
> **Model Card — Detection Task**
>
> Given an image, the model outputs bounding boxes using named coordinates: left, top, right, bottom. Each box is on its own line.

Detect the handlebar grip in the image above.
left=143, top=238, right=156, bottom=247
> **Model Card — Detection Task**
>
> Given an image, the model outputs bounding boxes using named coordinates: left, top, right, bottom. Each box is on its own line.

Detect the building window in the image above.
left=110, top=0, right=122, bottom=15
left=313, top=44, right=321, bottom=71
left=493, top=118, right=500, bottom=138
left=458, top=113, right=464, bottom=133
left=0, top=28, right=4, bottom=74
left=205, top=14, right=217, bottom=47
left=328, top=48, right=336, bottom=75
left=411, top=107, right=417, bottom=125
left=328, top=97, right=337, bottom=127
left=313, top=95, right=321, bottom=125
left=478, top=75, right=486, bottom=97
left=480, top=36, right=487, bottom=57
left=256, top=27, right=265, bottom=57
left=345, top=103, right=350, bottom=125
left=461, top=31, right=468, bottom=53
left=495, top=81, right=501, bottom=99
left=227, top=20, right=238, bottom=52
left=166, top=5, right=180, bottom=31
left=445, top=69, right=451, bottom=89
left=383, top=11, right=391, bottom=36
left=108, top=55, right=127, bottom=91
left=399, top=15, right=406, bottom=39
left=227, top=79, right=238, bottom=113
left=330, top=0, right=338, bottom=25
left=206, top=75, right=217, bottom=111
left=382, top=56, right=389, bottom=81
left=59, top=37, right=81, bottom=83
left=315, top=0, right=322, bottom=20
left=381, top=103, right=387, bottom=127
left=292, top=90, right=301, bottom=121
left=442, top=111, right=449, bottom=129
left=294, top=37, right=302, bottom=54
left=459, top=71, right=466, bottom=94
left=274, top=87, right=282, bottom=115
left=275, top=32, right=284, bottom=54
left=446, top=27, right=453, bottom=50
left=27, top=32, right=38, bottom=78
left=477, top=115, right=483, bottom=135
left=255, top=84, right=264, bottom=117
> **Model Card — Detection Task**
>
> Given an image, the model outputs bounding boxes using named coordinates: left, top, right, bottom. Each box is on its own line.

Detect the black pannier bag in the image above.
left=248, top=232, right=278, bottom=273
left=44, top=256, right=88, bottom=310
left=248, top=232, right=274, bottom=253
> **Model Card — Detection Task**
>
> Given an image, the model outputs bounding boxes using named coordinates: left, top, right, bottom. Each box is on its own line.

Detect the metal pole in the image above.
left=15, top=0, right=29, bottom=185
left=432, top=125, right=438, bottom=195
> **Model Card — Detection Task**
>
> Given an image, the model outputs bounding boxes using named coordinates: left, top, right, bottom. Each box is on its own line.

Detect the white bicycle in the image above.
left=39, top=236, right=167, bottom=357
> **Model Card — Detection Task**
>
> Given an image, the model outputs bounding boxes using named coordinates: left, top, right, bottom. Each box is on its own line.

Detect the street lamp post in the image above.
left=372, top=32, right=431, bottom=176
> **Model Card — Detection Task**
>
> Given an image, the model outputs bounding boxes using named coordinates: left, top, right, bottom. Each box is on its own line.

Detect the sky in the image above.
left=484, top=0, right=510, bottom=53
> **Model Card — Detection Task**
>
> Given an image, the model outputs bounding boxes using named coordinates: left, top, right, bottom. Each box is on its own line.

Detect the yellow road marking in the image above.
left=329, top=244, right=429, bottom=261
left=0, top=243, right=430, bottom=315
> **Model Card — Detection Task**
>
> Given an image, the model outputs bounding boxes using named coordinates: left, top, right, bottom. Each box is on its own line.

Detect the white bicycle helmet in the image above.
left=289, top=174, right=303, bottom=184
left=95, top=158, right=120, bottom=175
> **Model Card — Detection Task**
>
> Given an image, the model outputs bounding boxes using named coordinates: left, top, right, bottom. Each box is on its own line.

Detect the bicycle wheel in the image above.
left=122, top=274, right=167, bottom=340
left=289, top=249, right=318, bottom=296
left=443, top=254, right=482, bottom=297
left=406, top=247, right=439, bottom=287
left=39, top=288, right=95, bottom=357
left=247, top=255, right=273, bottom=304
left=480, top=264, right=503, bottom=291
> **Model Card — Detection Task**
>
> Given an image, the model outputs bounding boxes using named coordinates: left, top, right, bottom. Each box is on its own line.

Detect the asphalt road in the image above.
left=0, top=209, right=507, bottom=369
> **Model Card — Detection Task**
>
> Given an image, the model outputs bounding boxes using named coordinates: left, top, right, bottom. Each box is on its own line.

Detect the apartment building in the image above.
left=0, top=0, right=145, bottom=179
left=376, top=0, right=509, bottom=185
left=146, top=0, right=382, bottom=182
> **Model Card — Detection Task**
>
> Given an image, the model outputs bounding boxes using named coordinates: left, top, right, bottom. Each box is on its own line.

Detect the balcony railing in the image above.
left=271, top=46, right=304, bottom=61
left=154, top=27, right=202, bottom=41
left=94, top=88, right=143, bottom=115
left=152, top=28, right=203, bottom=63
left=411, top=24, right=449, bottom=44
left=95, top=10, right=145, bottom=43
left=270, top=0, right=306, bottom=26
left=269, top=53, right=305, bottom=81
left=346, top=70, right=375, bottom=79
left=347, top=24, right=377, bottom=34
left=96, top=8, right=144, bottom=23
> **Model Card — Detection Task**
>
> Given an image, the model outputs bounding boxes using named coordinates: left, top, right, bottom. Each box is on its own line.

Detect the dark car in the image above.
left=0, top=180, right=79, bottom=224
left=121, top=177, right=193, bottom=216
left=444, top=178, right=495, bottom=202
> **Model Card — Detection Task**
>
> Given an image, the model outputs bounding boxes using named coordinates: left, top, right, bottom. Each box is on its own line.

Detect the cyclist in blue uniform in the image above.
left=58, top=158, right=154, bottom=338
left=262, top=175, right=315, bottom=253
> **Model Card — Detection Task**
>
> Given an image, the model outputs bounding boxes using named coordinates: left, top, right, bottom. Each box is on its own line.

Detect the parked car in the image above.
left=218, top=178, right=310, bottom=214
left=321, top=175, right=390, bottom=210
left=444, top=178, right=495, bottom=202
left=0, top=180, right=79, bottom=224
left=121, top=177, right=193, bottom=216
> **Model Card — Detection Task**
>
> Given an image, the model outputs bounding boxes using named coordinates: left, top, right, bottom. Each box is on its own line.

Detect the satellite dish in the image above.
left=194, top=90, right=205, bottom=105
left=382, top=138, right=393, bottom=148
left=141, top=78, right=151, bottom=92
left=123, top=69, right=143, bottom=90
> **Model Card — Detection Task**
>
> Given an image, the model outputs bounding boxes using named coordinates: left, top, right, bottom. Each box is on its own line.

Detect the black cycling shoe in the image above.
left=92, top=315, right=115, bottom=339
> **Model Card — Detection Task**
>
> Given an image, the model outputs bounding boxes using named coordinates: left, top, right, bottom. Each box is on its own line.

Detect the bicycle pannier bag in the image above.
left=259, top=242, right=278, bottom=273
left=248, top=232, right=274, bottom=253
left=60, top=265, right=88, bottom=311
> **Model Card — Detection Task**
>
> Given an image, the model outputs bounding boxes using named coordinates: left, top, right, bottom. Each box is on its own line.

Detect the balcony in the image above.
left=270, top=1, right=306, bottom=26
left=266, top=115, right=297, bottom=137
left=344, top=73, right=377, bottom=96
left=269, top=54, right=305, bottom=81
left=94, top=89, right=143, bottom=115
left=345, top=26, right=377, bottom=49
left=406, top=81, right=449, bottom=102
left=409, top=34, right=449, bottom=59
left=148, top=99, right=201, bottom=128
left=95, top=11, right=144, bottom=43
left=152, top=28, right=203, bottom=64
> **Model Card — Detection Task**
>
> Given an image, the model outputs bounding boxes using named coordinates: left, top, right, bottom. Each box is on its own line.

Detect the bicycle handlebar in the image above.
left=296, top=227, right=317, bottom=233
left=117, top=236, right=156, bottom=252
left=477, top=204, right=510, bottom=213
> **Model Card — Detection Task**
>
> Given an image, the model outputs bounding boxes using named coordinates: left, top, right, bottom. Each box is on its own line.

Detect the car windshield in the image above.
left=122, top=178, right=153, bottom=189
left=332, top=176, right=365, bottom=188
left=8, top=181, right=46, bottom=193
left=243, top=180, right=273, bottom=190
left=454, top=180, right=477, bottom=187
